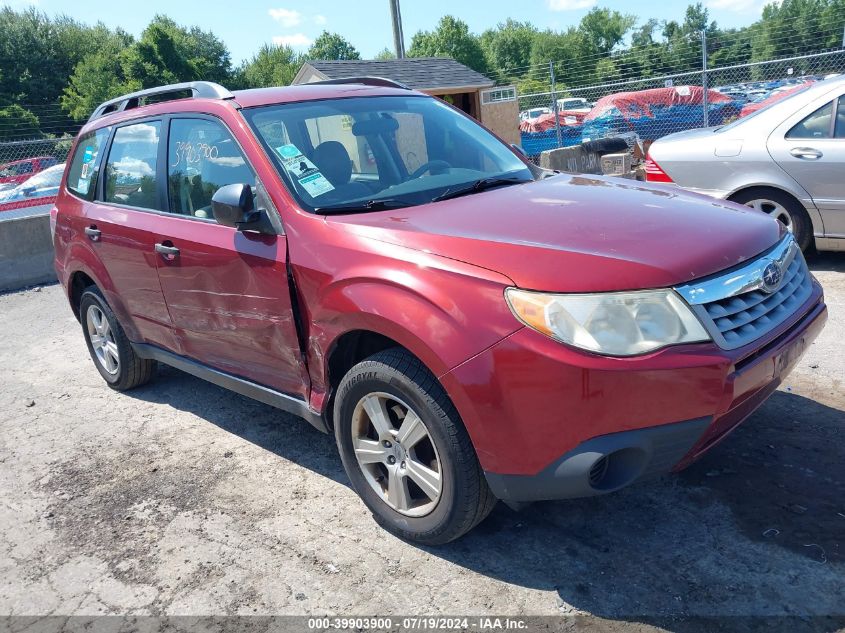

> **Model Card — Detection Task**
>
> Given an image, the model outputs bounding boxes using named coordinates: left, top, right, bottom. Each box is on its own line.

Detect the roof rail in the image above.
left=309, top=76, right=411, bottom=91
left=87, top=81, right=235, bottom=123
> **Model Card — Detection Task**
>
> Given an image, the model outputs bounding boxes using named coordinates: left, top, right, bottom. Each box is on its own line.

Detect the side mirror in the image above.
left=211, top=183, right=274, bottom=234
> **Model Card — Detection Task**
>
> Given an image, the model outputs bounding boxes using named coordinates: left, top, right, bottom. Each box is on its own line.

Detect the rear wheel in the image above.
left=731, top=188, right=813, bottom=251
left=334, top=348, right=496, bottom=544
left=79, top=287, right=155, bottom=391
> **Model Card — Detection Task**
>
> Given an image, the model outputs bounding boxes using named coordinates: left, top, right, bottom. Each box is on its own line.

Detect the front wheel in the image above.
left=334, top=349, right=495, bottom=544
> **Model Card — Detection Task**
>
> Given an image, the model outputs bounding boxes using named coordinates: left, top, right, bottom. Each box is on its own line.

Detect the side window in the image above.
left=787, top=101, right=833, bottom=139
left=18, top=162, right=33, bottom=174
left=66, top=127, right=110, bottom=200
left=167, top=118, right=255, bottom=218
left=104, top=121, right=162, bottom=210
left=836, top=96, right=845, bottom=139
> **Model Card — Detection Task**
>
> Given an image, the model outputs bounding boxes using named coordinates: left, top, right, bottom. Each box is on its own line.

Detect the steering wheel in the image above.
left=408, top=160, right=452, bottom=179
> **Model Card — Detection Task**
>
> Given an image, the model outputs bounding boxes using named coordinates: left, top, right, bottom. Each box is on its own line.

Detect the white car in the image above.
left=519, top=107, right=551, bottom=122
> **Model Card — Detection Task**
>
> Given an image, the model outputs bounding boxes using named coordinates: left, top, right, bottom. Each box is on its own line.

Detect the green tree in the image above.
left=306, top=31, right=361, bottom=60
left=480, top=20, right=537, bottom=77
left=0, top=104, right=40, bottom=140
left=579, top=8, right=637, bottom=56
left=408, top=16, right=488, bottom=74
left=120, top=16, right=232, bottom=89
left=61, top=30, right=134, bottom=121
left=237, top=44, right=301, bottom=88
left=374, top=47, right=396, bottom=60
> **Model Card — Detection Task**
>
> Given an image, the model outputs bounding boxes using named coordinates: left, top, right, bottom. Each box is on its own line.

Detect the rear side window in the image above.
left=66, top=128, right=110, bottom=200
left=787, top=101, right=833, bottom=139
left=104, top=121, right=162, bottom=210
left=167, top=118, right=255, bottom=218
left=836, top=96, right=845, bottom=139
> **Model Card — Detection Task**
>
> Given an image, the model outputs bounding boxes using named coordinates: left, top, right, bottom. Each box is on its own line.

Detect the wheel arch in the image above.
left=727, top=184, right=823, bottom=236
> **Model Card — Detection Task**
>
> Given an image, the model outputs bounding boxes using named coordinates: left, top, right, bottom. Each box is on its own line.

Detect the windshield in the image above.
left=243, top=95, right=533, bottom=213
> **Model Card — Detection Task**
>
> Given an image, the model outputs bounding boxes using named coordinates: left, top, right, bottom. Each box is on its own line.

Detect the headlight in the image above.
left=505, top=288, right=710, bottom=356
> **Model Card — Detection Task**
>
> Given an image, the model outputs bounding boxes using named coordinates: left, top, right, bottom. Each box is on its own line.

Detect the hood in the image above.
left=328, top=174, right=782, bottom=293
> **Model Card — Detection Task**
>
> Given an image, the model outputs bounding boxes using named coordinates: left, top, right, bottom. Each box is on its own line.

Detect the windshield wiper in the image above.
left=431, top=176, right=529, bottom=203
left=314, top=198, right=410, bottom=215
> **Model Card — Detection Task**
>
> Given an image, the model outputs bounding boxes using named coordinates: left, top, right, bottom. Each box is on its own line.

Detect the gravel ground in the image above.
left=0, top=253, right=843, bottom=629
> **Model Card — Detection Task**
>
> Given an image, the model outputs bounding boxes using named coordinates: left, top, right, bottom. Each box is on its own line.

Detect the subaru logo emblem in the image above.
left=761, top=261, right=782, bottom=293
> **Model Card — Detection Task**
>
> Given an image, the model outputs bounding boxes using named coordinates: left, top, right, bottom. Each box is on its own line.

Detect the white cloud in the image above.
left=546, top=0, right=596, bottom=10
left=272, top=33, right=313, bottom=47
left=314, top=14, right=327, bottom=25
left=268, top=8, right=303, bottom=27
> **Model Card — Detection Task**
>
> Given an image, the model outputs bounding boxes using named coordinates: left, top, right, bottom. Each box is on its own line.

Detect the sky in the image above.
left=11, top=0, right=775, bottom=63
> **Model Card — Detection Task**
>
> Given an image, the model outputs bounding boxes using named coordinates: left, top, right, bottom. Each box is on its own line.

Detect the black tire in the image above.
left=334, top=348, right=496, bottom=545
left=79, top=286, right=156, bottom=391
left=731, top=188, right=813, bottom=252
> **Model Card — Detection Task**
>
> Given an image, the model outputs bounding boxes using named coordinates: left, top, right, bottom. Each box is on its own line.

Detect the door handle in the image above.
left=790, top=147, right=823, bottom=160
left=84, top=225, right=101, bottom=241
left=155, top=242, right=180, bottom=259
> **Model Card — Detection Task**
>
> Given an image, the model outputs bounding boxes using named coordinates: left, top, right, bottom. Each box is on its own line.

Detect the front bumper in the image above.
left=441, top=283, right=826, bottom=503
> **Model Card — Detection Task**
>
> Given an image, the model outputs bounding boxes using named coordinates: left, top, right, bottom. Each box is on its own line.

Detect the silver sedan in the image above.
left=646, top=75, right=845, bottom=252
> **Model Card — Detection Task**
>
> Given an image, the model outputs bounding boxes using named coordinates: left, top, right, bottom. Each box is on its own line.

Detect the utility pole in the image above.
left=701, top=30, right=709, bottom=127
left=389, top=0, right=405, bottom=59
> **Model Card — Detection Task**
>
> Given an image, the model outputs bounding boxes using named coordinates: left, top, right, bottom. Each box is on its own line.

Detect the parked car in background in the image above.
left=555, top=97, right=591, bottom=113
left=740, top=82, right=814, bottom=117
left=519, top=107, right=551, bottom=122
left=0, top=163, right=65, bottom=206
left=0, top=156, right=58, bottom=191
left=646, top=75, right=845, bottom=252
left=55, top=79, right=826, bottom=544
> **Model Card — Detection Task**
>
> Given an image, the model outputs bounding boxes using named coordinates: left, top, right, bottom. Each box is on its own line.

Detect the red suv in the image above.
left=53, top=80, right=827, bottom=544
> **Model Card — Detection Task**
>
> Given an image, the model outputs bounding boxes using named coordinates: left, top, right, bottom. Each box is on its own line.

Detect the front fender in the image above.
left=297, top=238, right=521, bottom=407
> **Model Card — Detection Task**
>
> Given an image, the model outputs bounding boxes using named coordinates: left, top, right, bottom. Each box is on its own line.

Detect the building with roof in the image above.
left=293, top=58, right=519, bottom=145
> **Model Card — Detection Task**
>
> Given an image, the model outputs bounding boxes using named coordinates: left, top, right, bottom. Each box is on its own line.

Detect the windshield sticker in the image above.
left=299, top=172, right=335, bottom=197
left=274, top=144, right=335, bottom=197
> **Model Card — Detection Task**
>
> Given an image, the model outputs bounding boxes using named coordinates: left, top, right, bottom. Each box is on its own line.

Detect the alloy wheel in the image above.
left=86, top=304, right=120, bottom=375
left=351, top=392, right=442, bottom=517
left=746, top=198, right=793, bottom=232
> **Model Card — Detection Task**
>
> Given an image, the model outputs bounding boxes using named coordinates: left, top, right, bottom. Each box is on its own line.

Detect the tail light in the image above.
left=644, top=154, right=674, bottom=183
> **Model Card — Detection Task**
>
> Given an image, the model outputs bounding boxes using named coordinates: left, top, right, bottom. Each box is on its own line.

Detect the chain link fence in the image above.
left=516, top=46, right=845, bottom=161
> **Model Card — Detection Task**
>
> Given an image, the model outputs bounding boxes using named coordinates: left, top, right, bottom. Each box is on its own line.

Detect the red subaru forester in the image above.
left=53, top=79, right=827, bottom=544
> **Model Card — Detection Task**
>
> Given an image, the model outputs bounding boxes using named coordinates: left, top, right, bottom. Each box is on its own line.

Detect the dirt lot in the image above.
left=0, top=253, right=843, bottom=629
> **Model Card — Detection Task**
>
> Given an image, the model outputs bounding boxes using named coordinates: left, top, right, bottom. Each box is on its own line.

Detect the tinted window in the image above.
left=167, top=118, right=255, bottom=218
left=104, top=121, right=162, bottom=210
left=66, top=128, right=110, bottom=200
left=787, top=101, right=833, bottom=139
left=836, top=96, right=845, bottom=139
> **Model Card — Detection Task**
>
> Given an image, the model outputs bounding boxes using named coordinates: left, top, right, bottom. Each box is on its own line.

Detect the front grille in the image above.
left=675, top=235, right=813, bottom=350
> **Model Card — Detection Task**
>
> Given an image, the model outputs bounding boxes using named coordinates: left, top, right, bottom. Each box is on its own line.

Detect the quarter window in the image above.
left=835, top=96, right=845, bottom=139
left=787, top=101, right=833, bottom=139
left=167, top=118, right=256, bottom=218
left=104, top=121, right=162, bottom=210
left=66, top=127, right=110, bottom=200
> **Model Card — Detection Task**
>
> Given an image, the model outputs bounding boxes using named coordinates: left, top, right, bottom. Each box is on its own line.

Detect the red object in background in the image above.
left=740, top=82, right=814, bottom=118
left=0, top=195, right=56, bottom=213
left=519, top=110, right=587, bottom=133
left=586, top=86, right=731, bottom=121
left=52, top=84, right=826, bottom=493
left=0, top=156, right=57, bottom=188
